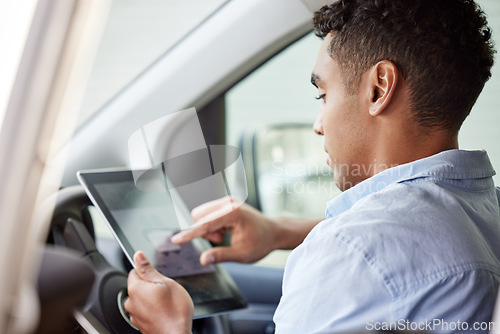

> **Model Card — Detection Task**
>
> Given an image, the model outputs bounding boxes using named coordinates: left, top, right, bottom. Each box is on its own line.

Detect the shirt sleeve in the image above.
left=273, top=228, right=395, bottom=333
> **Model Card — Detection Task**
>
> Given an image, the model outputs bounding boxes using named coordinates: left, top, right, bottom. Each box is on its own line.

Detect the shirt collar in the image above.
left=325, top=150, right=496, bottom=218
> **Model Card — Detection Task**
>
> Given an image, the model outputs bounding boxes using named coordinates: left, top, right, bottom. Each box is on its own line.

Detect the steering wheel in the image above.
left=47, top=185, right=229, bottom=333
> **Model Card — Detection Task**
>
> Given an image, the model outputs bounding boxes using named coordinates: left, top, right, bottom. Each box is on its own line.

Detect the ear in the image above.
left=368, top=60, right=398, bottom=116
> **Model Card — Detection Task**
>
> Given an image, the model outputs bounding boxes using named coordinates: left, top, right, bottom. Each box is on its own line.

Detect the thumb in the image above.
left=200, top=247, right=242, bottom=265
left=133, top=251, right=163, bottom=283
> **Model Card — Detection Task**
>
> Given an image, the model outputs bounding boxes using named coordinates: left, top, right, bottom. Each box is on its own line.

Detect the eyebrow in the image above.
left=311, top=73, right=321, bottom=88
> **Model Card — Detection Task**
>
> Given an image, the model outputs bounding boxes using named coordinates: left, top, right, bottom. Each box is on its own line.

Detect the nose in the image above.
left=313, top=112, right=324, bottom=136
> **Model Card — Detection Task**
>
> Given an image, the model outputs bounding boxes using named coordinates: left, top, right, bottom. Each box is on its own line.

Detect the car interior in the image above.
left=0, top=0, right=499, bottom=333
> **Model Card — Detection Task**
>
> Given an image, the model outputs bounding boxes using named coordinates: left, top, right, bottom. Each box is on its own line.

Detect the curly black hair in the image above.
left=313, top=0, right=496, bottom=131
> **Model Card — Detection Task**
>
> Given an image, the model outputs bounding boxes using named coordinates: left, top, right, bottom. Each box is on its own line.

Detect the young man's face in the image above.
left=311, top=34, right=372, bottom=191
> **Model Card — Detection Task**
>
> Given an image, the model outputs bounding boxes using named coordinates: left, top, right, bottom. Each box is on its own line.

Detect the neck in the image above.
left=370, top=126, right=459, bottom=176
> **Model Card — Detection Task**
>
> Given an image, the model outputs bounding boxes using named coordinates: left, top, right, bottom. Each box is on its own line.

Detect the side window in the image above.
left=225, top=33, right=328, bottom=268
left=226, top=33, right=321, bottom=147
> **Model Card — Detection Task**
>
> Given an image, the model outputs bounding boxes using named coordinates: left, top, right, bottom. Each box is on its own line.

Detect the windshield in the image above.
left=77, top=0, right=228, bottom=126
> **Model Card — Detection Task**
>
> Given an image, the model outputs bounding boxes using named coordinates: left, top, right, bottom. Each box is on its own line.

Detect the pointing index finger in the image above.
left=171, top=226, right=205, bottom=244
left=172, top=211, right=234, bottom=244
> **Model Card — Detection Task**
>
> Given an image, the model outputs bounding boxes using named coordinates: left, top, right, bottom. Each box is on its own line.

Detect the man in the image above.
left=125, top=0, right=500, bottom=333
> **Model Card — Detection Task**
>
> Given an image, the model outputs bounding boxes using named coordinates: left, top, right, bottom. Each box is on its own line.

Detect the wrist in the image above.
left=271, top=217, right=300, bottom=250
left=163, top=319, right=192, bottom=334
left=271, top=217, right=322, bottom=250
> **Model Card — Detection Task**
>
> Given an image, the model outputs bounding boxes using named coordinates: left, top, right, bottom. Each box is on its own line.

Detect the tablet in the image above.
left=77, top=168, right=247, bottom=318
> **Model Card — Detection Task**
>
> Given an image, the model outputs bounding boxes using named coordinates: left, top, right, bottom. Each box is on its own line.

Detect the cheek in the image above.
left=324, top=103, right=364, bottom=164
left=322, top=105, right=348, bottom=153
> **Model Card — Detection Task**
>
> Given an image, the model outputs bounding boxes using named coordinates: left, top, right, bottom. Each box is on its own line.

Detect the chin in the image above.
left=333, top=176, right=347, bottom=192
left=333, top=172, right=357, bottom=192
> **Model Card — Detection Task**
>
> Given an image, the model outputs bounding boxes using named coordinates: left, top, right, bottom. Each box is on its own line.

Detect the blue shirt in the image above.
left=273, top=150, right=500, bottom=333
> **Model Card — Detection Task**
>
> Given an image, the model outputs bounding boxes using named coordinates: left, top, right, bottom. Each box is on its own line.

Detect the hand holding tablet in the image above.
left=125, top=251, right=194, bottom=334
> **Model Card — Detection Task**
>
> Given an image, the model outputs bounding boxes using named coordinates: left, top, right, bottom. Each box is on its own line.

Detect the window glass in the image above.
left=226, top=33, right=337, bottom=220
left=226, top=32, right=322, bottom=148
left=226, top=33, right=325, bottom=268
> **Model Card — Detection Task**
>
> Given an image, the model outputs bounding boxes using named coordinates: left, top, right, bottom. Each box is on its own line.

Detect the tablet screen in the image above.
left=78, top=169, right=247, bottom=317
